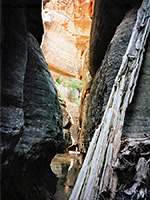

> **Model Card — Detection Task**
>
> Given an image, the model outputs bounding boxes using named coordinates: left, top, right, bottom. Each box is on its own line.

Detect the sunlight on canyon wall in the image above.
left=41, top=0, right=94, bottom=80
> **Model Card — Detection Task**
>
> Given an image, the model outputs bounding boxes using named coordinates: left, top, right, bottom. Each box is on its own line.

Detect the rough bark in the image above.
left=69, top=0, right=150, bottom=199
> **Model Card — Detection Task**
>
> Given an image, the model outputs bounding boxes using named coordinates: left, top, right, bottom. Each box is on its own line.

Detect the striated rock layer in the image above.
left=42, top=0, right=93, bottom=80
left=80, top=0, right=150, bottom=152
left=123, top=36, right=150, bottom=137
left=79, top=0, right=150, bottom=153
left=80, top=7, right=139, bottom=153
left=1, top=0, right=63, bottom=199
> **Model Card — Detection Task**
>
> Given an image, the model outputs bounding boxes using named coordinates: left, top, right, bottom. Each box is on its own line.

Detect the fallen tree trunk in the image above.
left=69, top=0, right=150, bottom=199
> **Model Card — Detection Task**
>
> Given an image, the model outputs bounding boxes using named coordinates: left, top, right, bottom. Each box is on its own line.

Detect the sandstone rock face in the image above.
left=81, top=8, right=138, bottom=152
left=41, top=0, right=93, bottom=80
left=123, top=36, right=150, bottom=138
left=42, top=0, right=76, bottom=79
left=1, top=1, right=63, bottom=199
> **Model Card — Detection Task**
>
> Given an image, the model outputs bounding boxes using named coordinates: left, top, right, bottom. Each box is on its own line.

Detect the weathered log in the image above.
left=124, top=157, right=149, bottom=199
left=115, top=138, right=150, bottom=200
left=69, top=0, right=150, bottom=199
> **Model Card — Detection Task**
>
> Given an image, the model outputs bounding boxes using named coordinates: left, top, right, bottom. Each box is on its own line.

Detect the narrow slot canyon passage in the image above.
left=41, top=0, right=94, bottom=199
left=41, top=0, right=150, bottom=199
left=1, top=0, right=150, bottom=199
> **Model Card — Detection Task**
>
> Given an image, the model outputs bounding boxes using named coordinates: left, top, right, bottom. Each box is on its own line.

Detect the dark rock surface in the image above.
left=1, top=0, right=63, bottom=199
left=89, top=0, right=140, bottom=77
left=123, top=36, right=150, bottom=138
left=83, top=8, right=138, bottom=152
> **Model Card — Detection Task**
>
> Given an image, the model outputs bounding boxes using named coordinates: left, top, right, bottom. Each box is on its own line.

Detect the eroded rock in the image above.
left=1, top=1, right=63, bottom=199
left=81, top=8, right=138, bottom=152
left=89, top=0, right=140, bottom=77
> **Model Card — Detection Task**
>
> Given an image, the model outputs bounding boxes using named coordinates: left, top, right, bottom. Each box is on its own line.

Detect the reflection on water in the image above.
left=50, top=153, right=82, bottom=200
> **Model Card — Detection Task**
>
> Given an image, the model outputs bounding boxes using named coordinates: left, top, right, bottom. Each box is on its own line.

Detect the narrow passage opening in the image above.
left=41, top=0, right=94, bottom=199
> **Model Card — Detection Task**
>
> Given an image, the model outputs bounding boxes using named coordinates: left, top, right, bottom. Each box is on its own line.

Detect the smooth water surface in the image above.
left=50, top=153, right=82, bottom=200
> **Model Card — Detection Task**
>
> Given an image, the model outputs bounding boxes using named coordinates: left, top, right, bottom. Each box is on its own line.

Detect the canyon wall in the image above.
left=79, top=0, right=150, bottom=153
left=42, top=0, right=93, bottom=80
left=89, top=0, right=140, bottom=77
left=122, top=36, right=150, bottom=137
left=1, top=0, right=63, bottom=199
left=77, top=0, right=150, bottom=198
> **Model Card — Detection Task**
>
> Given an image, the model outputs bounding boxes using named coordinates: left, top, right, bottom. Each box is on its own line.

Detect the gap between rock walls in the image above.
left=41, top=1, right=94, bottom=199
left=41, top=0, right=94, bottom=154
left=1, top=0, right=150, bottom=200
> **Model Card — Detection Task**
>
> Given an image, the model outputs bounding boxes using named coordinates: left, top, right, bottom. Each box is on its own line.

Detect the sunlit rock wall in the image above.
left=42, top=0, right=93, bottom=80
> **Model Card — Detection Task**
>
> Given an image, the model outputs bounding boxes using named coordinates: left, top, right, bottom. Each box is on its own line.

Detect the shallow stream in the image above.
left=50, top=153, right=82, bottom=200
